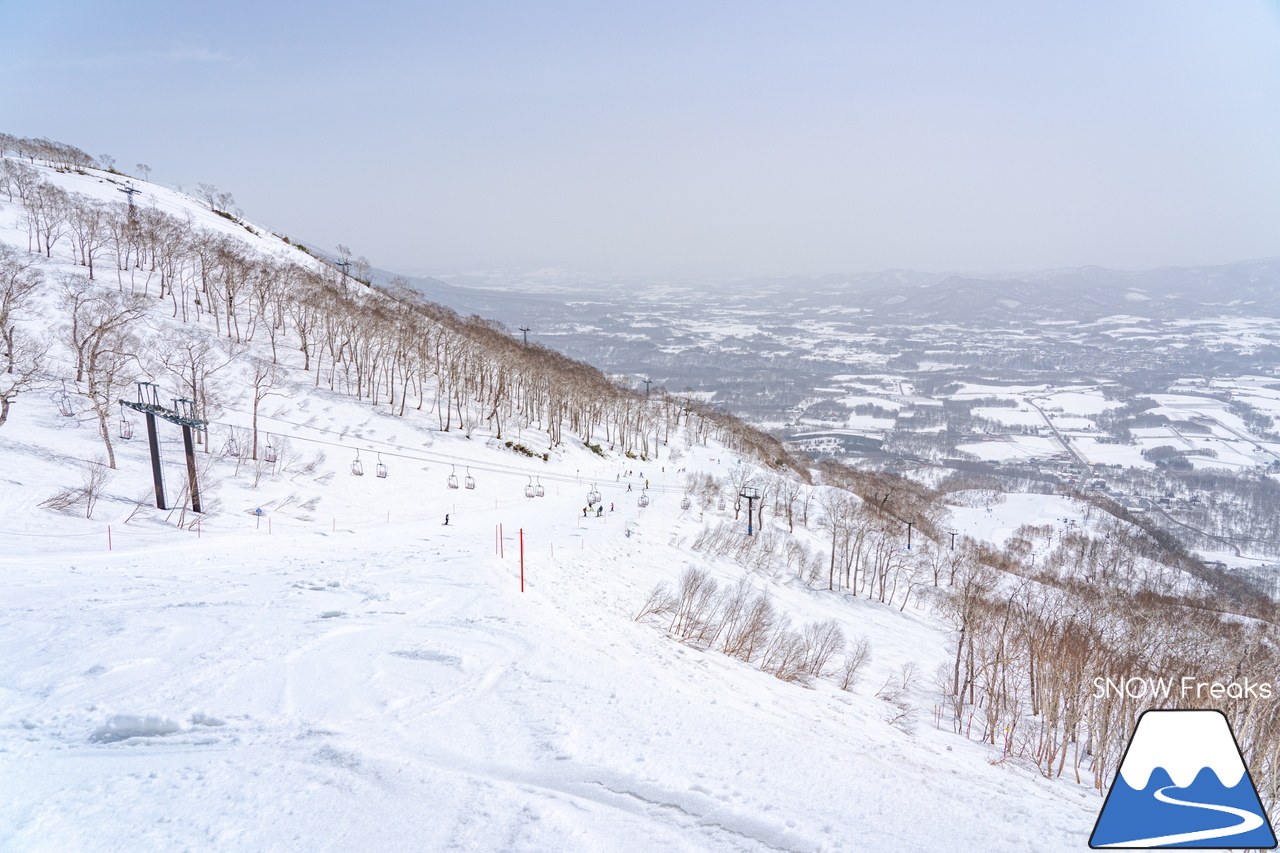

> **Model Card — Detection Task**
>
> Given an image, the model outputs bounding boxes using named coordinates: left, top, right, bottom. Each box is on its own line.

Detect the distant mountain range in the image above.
left=372, top=257, right=1280, bottom=329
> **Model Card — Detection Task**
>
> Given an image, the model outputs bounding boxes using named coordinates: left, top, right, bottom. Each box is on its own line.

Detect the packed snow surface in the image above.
left=0, top=453, right=1101, bottom=851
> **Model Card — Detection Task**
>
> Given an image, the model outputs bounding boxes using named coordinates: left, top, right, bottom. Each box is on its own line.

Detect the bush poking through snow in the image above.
left=838, top=636, right=872, bottom=690
left=39, top=455, right=112, bottom=518
left=637, top=567, right=873, bottom=691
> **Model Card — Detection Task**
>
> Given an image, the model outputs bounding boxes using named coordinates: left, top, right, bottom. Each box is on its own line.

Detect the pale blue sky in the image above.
left=5, top=1, right=1280, bottom=278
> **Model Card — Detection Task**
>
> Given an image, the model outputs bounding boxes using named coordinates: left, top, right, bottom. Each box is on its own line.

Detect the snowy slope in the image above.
left=0, top=161, right=1103, bottom=851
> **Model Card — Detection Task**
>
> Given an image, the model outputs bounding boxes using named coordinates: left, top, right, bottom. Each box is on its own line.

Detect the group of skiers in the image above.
left=583, top=500, right=616, bottom=517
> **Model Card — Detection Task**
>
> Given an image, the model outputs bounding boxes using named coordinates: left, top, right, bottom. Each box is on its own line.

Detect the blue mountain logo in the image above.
left=1090, top=709, right=1276, bottom=848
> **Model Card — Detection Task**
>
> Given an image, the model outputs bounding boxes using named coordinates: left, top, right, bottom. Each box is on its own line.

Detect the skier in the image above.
left=610, top=503, right=614, bottom=512
left=444, top=514, right=449, bottom=526
left=627, top=484, right=632, bottom=492
left=583, top=507, right=589, bottom=517
left=596, top=506, right=603, bottom=517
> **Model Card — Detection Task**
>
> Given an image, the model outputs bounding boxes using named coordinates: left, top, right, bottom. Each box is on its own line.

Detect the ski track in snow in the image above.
left=0, top=514, right=1097, bottom=852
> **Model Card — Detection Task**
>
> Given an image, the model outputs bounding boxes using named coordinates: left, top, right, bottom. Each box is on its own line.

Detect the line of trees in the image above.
left=0, top=134, right=96, bottom=171
left=0, top=150, right=795, bottom=478
left=939, top=549, right=1280, bottom=812
left=636, top=566, right=873, bottom=691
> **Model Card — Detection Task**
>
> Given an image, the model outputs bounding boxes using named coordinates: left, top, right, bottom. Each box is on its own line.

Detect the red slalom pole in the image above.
left=107, top=525, right=112, bottom=551
left=500, top=523, right=504, bottom=559
left=519, top=528, right=524, bottom=593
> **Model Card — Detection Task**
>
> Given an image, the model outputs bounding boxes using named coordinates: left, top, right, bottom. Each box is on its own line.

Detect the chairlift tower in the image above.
left=519, top=326, right=531, bottom=345
left=119, top=383, right=208, bottom=513
left=905, top=519, right=916, bottom=550
left=643, top=378, right=652, bottom=399
left=117, top=184, right=140, bottom=227
left=739, top=485, right=761, bottom=536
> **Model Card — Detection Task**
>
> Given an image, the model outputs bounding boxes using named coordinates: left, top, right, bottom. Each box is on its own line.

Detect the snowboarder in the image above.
left=610, top=503, right=614, bottom=512
left=627, top=484, right=632, bottom=492
left=444, top=514, right=449, bottom=525
left=596, top=506, right=603, bottom=517
left=583, top=507, right=589, bottom=517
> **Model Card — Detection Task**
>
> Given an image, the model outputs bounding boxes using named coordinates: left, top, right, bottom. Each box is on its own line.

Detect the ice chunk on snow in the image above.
left=90, top=714, right=183, bottom=743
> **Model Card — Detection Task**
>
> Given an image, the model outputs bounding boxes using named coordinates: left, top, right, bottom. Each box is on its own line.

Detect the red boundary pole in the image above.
left=519, top=528, right=524, bottom=593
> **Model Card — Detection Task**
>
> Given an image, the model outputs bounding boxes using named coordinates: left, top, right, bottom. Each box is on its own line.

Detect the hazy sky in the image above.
left=6, top=1, right=1280, bottom=279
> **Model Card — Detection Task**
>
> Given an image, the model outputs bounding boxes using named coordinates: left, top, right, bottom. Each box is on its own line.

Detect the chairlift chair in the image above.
left=447, top=464, right=459, bottom=489
left=264, top=435, right=277, bottom=464
left=117, top=402, right=133, bottom=440
left=717, top=498, right=725, bottom=511
left=638, top=490, right=650, bottom=508
left=226, top=437, right=241, bottom=458
left=57, top=380, right=74, bottom=417
left=588, top=484, right=601, bottom=504
left=464, top=467, right=475, bottom=489
left=680, top=496, right=691, bottom=510
left=376, top=453, right=388, bottom=479
left=524, top=477, right=535, bottom=498
left=351, top=449, right=364, bottom=476
left=535, top=477, right=545, bottom=498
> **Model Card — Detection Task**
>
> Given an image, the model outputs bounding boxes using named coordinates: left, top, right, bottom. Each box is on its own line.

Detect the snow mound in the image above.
left=89, top=714, right=183, bottom=743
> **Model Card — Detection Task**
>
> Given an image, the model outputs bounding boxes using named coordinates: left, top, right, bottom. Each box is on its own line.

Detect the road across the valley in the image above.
left=1027, top=398, right=1089, bottom=488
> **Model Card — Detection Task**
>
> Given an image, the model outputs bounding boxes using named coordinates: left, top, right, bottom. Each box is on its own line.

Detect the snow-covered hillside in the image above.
left=0, top=155, right=1231, bottom=851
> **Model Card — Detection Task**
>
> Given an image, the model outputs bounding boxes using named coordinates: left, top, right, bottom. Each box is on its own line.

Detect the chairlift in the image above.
left=638, top=490, right=650, bottom=508
left=225, top=436, right=241, bottom=458
left=587, top=483, right=601, bottom=504
left=117, top=402, right=134, bottom=440
left=535, top=477, right=545, bottom=498
left=376, top=452, right=388, bottom=479
left=524, top=476, right=535, bottom=498
left=57, top=380, right=74, bottom=417
left=351, top=449, right=364, bottom=476
left=680, top=496, right=691, bottom=510
left=464, top=466, right=475, bottom=489
left=264, top=435, right=277, bottom=464
left=717, top=498, right=725, bottom=511
left=447, top=464, right=459, bottom=489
